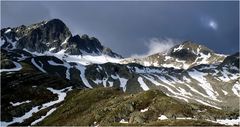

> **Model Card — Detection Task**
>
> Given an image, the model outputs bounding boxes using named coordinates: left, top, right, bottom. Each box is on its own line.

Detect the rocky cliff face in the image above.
left=1, top=19, right=71, bottom=52
left=1, top=19, right=122, bottom=58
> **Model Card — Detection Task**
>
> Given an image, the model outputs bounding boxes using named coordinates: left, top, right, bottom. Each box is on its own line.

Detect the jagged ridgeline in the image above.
left=1, top=19, right=122, bottom=58
left=1, top=19, right=239, bottom=126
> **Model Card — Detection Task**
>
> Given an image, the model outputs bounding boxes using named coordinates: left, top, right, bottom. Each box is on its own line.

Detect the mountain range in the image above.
left=1, top=19, right=239, bottom=126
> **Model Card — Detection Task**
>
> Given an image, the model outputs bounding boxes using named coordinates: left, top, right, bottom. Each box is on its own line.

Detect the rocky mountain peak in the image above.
left=1, top=19, right=122, bottom=58
left=46, top=18, right=65, bottom=26
left=1, top=18, right=72, bottom=53
left=168, top=41, right=214, bottom=61
left=170, top=41, right=213, bottom=54
left=64, top=34, right=103, bottom=55
left=121, top=40, right=226, bottom=69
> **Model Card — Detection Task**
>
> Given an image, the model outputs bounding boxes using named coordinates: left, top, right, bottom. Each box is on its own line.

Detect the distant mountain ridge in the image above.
left=121, top=41, right=226, bottom=69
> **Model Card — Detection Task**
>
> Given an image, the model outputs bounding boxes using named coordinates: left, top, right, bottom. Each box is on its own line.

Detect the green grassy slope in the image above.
left=39, top=87, right=236, bottom=126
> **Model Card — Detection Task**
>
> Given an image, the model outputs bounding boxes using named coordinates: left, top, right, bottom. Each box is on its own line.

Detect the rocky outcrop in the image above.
left=221, top=52, right=239, bottom=67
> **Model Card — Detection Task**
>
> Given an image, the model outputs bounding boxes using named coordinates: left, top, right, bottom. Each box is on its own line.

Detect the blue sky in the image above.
left=1, top=1, right=239, bottom=57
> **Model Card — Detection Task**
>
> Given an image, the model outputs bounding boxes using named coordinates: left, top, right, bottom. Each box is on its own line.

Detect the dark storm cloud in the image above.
left=1, top=1, right=239, bottom=57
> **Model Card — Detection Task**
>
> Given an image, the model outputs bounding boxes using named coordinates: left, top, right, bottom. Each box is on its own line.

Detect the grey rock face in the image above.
left=1, top=19, right=123, bottom=58
left=129, top=112, right=145, bottom=124
left=221, top=52, right=239, bottom=67
left=16, top=19, right=72, bottom=53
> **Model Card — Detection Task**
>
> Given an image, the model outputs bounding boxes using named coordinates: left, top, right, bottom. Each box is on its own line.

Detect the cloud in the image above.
left=200, top=16, right=218, bottom=31
left=131, top=38, right=179, bottom=58
left=208, top=20, right=218, bottom=30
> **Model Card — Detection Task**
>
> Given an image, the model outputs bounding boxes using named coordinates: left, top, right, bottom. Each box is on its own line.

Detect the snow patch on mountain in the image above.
left=0, top=61, right=22, bottom=73
left=31, top=108, right=57, bottom=125
left=118, top=76, right=128, bottom=92
left=232, top=82, right=240, bottom=97
left=138, top=77, right=150, bottom=91
left=60, top=36, right=70, bottom=46
left=29, top=49, right=123, bottom=65
left=196, top=53, right=211, bottom=64
left=140, top=107, right=149, bottom=112
left=176, top=117, right=193, bottom=120
left=162, top=63, right=181, bottom=69
left=0, top=38, right=6, bottom=47
left=195, top=99, right=221, bottom=109
left=1, top=87, right=72, bottom=126
left=134, top=67, right=163, bottom=74
left=108, top=81, right=114, bottom=87
left=31, top=58, right=47, bottom=73
left=10, top=100, right=31, bottom=107
left=4, top=29, right=12, bottom=34
left=188, top=69, right=219, bottom=101
left=119, top=119, right=128, bottom=123
left=75, top=65, right=92, bottom=88
left=48, top=60, right=71, bottom=79
left=111, top=74, right=128, bottom=92
left=158, top=115, right=168, bottom=120
left=92, top=79, right=103, bottom=85
left=222, top=90, right=228, bottom=95
left=215, top=117, right=240, bottom=125
left=173, top=44, right=184, bottom=52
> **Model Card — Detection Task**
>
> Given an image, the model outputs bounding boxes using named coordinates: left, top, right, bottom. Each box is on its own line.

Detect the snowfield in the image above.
left=52, top=50, right=122, bottom=65
left=23, top=48, right=123, bottom=66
